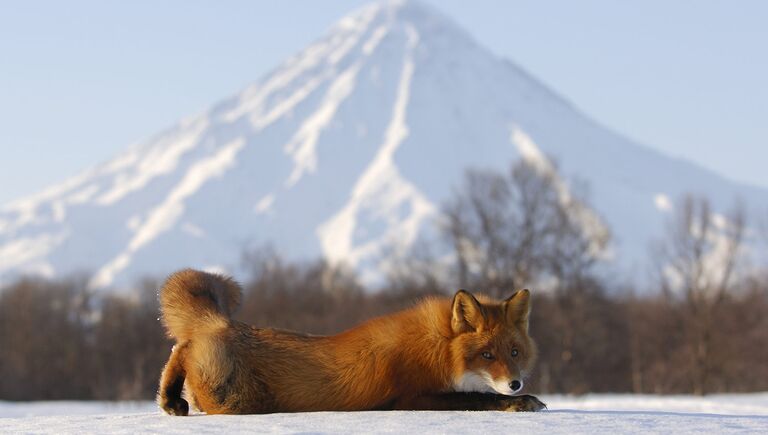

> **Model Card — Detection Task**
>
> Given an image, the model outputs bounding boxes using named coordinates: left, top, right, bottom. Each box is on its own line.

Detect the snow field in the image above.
left=2, top=394, right=767, bottom=434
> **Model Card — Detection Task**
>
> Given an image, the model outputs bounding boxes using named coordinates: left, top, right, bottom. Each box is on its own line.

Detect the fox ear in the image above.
left=504, top=289, right=531, bottom=332
left=451, top=290, right=485, bottom=334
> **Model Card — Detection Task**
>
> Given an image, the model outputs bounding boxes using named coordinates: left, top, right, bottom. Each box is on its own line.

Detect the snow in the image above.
left=95, top=117, right=210, bottom=206
left=654, top=193, right=673, bottom=212
left=224, top=2, right=378, bottom=128
left=128, top=136, right=246, bottom=252
left=251, top=74, right=330, bottom=130
left=2, top=394, right=766, bottom=434
left=363, top=25, right=390, bottom=55
left=89, top=137, right=246, bottom=288
left=317, top=22, right=436, bottom=272
left=511, top=127, right=610, bottom=259
left=181, top=222, right=206, bottom=239
left=284, top=62, right=362, bottom=187
left=2, top=167, right=96, bottom=216
left=0, top=233, right=67, bottom=272
left=254, top=194, right=275, bottom=215
left=513, top=125, right=555, bottom=175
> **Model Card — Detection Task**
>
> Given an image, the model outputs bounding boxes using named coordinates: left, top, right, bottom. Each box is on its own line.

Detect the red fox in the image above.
left=157, top=269, right=545, bottom=414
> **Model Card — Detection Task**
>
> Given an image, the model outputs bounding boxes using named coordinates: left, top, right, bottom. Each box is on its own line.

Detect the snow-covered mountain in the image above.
left=1, top=0, right=765, bottom=289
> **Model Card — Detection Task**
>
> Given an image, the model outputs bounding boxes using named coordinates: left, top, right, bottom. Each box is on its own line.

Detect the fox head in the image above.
left=449, top=289, right=537, bottom=396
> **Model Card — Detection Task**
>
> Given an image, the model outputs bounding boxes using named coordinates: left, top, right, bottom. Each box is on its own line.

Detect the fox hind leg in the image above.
left=157, top=343, right=190, bottom=416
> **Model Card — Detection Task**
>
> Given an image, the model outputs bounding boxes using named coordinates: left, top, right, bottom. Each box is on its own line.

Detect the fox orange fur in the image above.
left=157, top=269, right=545, bottom=414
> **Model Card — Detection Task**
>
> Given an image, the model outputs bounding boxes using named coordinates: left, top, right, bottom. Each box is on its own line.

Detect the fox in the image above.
left=157, top=268, right=545, bottom=415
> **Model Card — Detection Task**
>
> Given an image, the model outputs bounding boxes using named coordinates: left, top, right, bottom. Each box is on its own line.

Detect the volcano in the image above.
left=1, top=0, right=765, bottom=289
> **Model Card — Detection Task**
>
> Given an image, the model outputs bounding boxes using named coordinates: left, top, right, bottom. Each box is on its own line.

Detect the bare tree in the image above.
left=655, top=194, right=746, bottom=395
left=239, top=249, right=369, bottom=334
left=441, top=160, right=619, bottom=394
left=384, top=239, right=447, bottom=295
left=443, top=159, right=609, bottom=297
left=90, top=278, right=170, bottom=400
left=1, top=244, right=766, bottom=398
left=0, top=277, right=93, bottom=400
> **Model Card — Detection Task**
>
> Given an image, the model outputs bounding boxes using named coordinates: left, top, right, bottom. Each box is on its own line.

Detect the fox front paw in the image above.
left=159, top=396, right=189, bottom=416
left=503, top=394, right=546, bottom=412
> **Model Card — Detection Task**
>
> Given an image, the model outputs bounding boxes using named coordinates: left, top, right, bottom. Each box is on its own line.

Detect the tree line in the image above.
left=1, top=160, right=766, bottom=400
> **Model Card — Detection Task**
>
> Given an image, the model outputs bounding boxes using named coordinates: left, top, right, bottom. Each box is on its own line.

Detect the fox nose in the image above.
left=510, top=380, right=523, bottom=392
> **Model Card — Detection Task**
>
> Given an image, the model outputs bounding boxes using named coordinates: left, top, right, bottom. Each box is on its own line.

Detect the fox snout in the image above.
left=495, top=376, right=524, bottom=395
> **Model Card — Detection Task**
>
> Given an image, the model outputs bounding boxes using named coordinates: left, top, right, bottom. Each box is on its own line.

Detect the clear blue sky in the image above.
left=1, top=0, right=766, bottom=205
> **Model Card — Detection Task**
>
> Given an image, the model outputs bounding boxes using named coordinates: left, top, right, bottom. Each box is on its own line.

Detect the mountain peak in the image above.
left=0, top=1, right=765, bottom=290
left=325, top=0, right=479, bottom=52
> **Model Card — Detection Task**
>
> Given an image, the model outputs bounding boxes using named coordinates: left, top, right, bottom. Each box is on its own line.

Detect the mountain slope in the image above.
left=1, top=0, right=765, bottom=289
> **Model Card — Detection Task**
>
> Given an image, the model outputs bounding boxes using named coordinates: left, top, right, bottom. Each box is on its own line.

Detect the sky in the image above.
left=0, top=0, right=766, bottom=206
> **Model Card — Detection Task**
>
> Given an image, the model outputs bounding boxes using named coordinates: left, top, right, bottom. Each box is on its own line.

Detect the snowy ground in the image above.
left=2, top=394, right=767, bottom=434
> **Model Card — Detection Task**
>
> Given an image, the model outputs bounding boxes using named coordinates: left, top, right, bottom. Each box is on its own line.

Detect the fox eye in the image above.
left=481, top=351, right=494, bottom=360
left=511, top=348, right=519, bottom=357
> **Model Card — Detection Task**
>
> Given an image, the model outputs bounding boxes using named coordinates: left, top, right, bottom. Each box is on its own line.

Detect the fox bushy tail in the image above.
left=159, top=269, right=242, bottom=341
